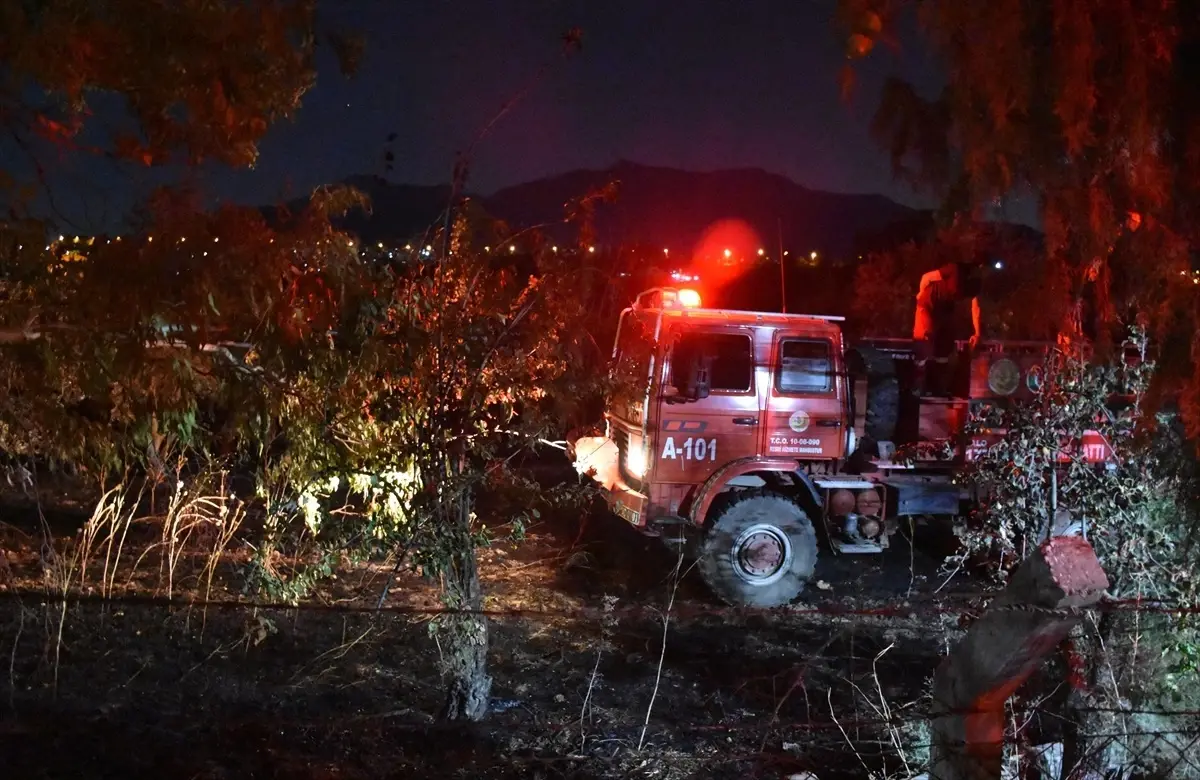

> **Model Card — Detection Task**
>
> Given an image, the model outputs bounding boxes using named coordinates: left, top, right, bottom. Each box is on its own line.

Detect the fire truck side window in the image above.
left=670, top=332, right=754, bottom=393
left=776, top=339, right=833, bottom=394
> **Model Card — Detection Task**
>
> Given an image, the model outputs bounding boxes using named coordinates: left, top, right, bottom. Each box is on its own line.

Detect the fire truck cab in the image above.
left=570, top=287, right=1113, bottom=608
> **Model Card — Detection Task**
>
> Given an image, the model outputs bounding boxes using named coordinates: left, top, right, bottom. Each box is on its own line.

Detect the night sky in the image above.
left=27, top=1, right=958, bottom=231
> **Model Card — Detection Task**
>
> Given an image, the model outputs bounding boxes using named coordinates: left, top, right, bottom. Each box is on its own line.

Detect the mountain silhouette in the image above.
left=289, top=162, right=932, bottom=258
left=486, top=160, right=923, bottom=258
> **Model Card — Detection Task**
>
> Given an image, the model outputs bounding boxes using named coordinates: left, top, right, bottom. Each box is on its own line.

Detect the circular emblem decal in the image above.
left=788, top=410, right=811, bottom=433
left=1026, top=364, right=1043, bottom=393
left=987, top=358, right=1021, bottom=396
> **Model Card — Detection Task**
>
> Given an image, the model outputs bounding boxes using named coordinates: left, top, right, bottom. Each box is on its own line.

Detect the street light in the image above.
left=757, top=248, right=765, bottom=256
left=810, top=251, right=818, bottom=261
left=723, top=248, right=732, bottom=259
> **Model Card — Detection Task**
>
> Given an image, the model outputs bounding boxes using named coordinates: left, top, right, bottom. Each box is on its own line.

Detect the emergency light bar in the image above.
left=634, top=287, right=702, bottom=310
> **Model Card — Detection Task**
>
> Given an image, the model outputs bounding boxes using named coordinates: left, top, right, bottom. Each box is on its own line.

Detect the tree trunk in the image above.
left=1061, top=612, right=1124, bottom=779
left=929, top=536, right=1108, bottom=780
left=438, top=490, right=492, bottom=721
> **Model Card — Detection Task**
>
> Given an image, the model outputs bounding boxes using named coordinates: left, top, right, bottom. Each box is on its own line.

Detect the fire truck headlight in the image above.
left=625, top=442, right=648, bottom=478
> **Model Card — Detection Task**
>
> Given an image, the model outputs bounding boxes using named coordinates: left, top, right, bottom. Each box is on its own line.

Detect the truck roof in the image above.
left=632, top=287, right=845, bottom=331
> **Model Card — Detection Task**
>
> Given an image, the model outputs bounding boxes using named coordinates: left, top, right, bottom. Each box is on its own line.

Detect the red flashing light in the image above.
left=678, top=289, right=702, bottom=308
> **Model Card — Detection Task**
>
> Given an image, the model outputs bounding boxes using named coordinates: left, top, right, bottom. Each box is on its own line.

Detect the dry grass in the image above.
left=35, top=466, right=247, bottom=605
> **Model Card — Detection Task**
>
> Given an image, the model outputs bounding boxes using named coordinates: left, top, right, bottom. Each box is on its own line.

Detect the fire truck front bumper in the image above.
left=570, top=435, right=649, bottom=528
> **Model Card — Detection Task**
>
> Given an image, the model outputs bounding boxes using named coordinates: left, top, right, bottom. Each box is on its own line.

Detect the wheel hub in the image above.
left=731, top=524, right=792, bottom=585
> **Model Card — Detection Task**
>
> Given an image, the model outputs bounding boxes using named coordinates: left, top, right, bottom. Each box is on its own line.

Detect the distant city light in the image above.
left=810, top=251, right=818, bottom=260
left=510, top=245, right=516, bottom=253
left=723, top=248, right=732, bottom=259
left=405, top=244, right=412, bottom=251
left=663, top=248, right=669, bottom=255
left=588, top=246, right=596, bottom=253
left=757, top=248, right=765, bottom=256
left=425, top=245, right=432, bottom=252
left=994, top=260, right=1004, bottom=269
left=552, top=246, right=558, bottom=252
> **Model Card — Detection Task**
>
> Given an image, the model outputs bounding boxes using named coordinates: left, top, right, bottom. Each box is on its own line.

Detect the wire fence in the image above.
left=2, top=513, right=1199, bottom=779
left=1, top=582, right=1197, bottom=779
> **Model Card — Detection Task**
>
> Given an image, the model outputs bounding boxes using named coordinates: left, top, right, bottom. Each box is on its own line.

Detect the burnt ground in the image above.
left=0, top=467, right=987, bottom=779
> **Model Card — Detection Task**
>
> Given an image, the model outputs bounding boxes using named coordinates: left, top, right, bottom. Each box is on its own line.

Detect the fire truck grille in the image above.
left=613, top=427, right=644, bottom=492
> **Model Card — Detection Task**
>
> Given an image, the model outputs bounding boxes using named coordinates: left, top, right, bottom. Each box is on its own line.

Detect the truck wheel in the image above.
left=698, top=490, right=818, bottom=608
left=848, top=346, right=898, bottom=443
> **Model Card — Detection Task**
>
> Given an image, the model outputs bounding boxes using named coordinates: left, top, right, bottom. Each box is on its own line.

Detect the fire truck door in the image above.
left=655, top=327, right=759, bottom=485
left=764, top=335, right=845, bottom=460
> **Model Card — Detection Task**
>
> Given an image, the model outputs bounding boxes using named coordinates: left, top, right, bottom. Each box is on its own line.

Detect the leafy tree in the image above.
left=837, top=0, right=1200, bottom=431
left=0, top=0, right=350, bottom=460
left=837, top=6, right=1200, bottom=765
left=957, top=333, right=1200, bottom=775
left=2, top=186, right=607, bottom=722
left=956, top=333, right=1178, bottom=596
left=1, top=7, right=603, bottom=725
left=245, top=212, right=602, bottom=720
left=0, top=0, right=327, bottom=215
left=0, top=0, right=343, bottom=467
left=0, top=186, right=368, bottom=475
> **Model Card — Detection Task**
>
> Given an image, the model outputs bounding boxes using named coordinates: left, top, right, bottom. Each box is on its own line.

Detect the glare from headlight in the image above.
left=625, top=442, right=648, bottom=478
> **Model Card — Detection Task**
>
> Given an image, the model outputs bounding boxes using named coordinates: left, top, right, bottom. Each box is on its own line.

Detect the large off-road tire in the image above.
left=698, top=490, right=818, bottom=608
left=848, top=346, right=899, bottom=443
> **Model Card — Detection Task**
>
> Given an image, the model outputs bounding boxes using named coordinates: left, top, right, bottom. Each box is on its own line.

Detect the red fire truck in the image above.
left=569, top=287, right=1115, bottom=607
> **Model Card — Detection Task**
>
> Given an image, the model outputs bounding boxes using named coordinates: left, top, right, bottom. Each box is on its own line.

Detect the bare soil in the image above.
left=0, top=464, right=986, bottom=779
